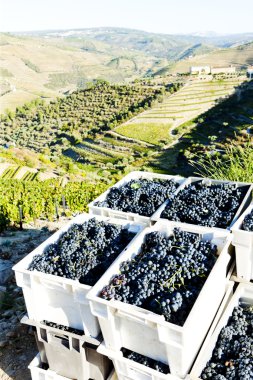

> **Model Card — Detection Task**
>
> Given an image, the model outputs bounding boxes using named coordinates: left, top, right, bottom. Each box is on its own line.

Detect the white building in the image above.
left=190, top=66, right=211, bottom=75
left=247, top=67, right=253, bottom=79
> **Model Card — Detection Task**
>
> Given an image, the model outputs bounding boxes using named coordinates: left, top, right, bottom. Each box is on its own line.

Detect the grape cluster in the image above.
left=100, top=228, right=217, bottom=326
left=121, top=348, right=170, bottom=374
left=41, top=320, right=83, bottom=335
left=95, top=178, right=178, bottom=216
left=28, top=218, right=136, bottom=286
left=161, top=181, right=248, bottom=228
left=40, top=363, right=49, bottom=370
left=242, top=209, right=253, bottom=231
left=201, top=304, right=253, bottom=380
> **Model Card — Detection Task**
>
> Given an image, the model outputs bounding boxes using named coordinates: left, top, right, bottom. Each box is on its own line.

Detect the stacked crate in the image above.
left=188, top=199, right=253, bottom=379
left=13, top=213, right=144, bottom=380
left=189, top=282, right=253, bottom=379
left=87, top=172, right=252, bottom=379
left=231, top=203, right=253, bottom=281
left=87, top=221, right=233, bottom=378
left=23, top=316, right=111, bottom=380
left=13, top=171, right=253, bottom=380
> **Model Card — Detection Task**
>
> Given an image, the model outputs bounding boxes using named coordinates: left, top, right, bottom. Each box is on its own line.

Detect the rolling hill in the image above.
left=24, top=27, right=253, bottom=59
left=1, top=28, right=253, bottom=113
left=154, top=42, right=253, bottom=75
left=0, top=32, right=168, bottom=112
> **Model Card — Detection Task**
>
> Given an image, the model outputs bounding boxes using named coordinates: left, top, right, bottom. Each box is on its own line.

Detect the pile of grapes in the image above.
left=95, top=178, right=179, bottom=216
left=121, top=348, right=170, bottom=374
left=100, top=228, right=217, bottom=326
left=28, top=218, right=136, bottom=286
left=201, top=304, right=253, bottom=379
left=242, top=209, right=253, bottom=231
left=41, top=320, right=83, bottom=336
left=161, top=182, right=248, bottom=228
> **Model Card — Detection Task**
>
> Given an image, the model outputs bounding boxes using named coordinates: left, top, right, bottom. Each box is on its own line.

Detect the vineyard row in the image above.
left=0, top=179, right=109, bottom=231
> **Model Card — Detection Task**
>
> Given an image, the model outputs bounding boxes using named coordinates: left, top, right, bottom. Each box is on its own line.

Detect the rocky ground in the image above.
left=0, top=219, right=69, bottom=380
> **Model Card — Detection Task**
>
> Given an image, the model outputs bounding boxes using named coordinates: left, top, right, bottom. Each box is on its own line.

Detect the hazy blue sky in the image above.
left=0, top=0, right=252, bottom=34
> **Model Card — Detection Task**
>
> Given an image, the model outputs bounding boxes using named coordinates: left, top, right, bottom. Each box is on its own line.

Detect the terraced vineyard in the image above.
left=116, top=79, right=243, bottom=146
left=150, top=81, right=253, bottom=175
left=0, top=78, right=248, bottom=177
left=61, top=78, right=246, bottom=173
left=0, top=164, right=39, bottom=181
left=0, top=81, right=182, bottom=173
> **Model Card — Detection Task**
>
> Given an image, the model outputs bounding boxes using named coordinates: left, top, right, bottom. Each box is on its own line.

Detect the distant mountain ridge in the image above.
left=0, top=27, right=252, bottom=112
left=17, top=27, right=253, bottom=55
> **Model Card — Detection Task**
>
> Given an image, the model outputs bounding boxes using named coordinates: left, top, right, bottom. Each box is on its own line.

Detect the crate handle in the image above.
left=116, top=309, right=156, bottom=328
left=48, top=332, right=70, bottom=348
left=39, top=277, right=71, bottom=292
left=128, top=365, right=150, bottom=378
left=109, top=211, right=129, bottom=220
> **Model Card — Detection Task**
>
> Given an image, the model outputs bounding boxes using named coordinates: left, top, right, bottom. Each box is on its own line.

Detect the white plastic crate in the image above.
left=151, top=176, right=252, bottom=230
left=88, top=171, right=185, bottom=226
left=13, top=213, right=144, bottom=336
left=23, top=316, right=112, bottom=380
left=29, top=354, right=71, bottom=380
left=231, top=202, right=253, bottom=281
left=98, top=343, right=181, bottom=380
left=189, top=282, right=253, bottom=379
left=29, top=354, right=116, bottom=380
left=87, top=219, right=233, bottom=378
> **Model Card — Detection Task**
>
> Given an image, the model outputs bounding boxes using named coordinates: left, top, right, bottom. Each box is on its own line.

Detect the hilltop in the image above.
left=21, top=27, right=253, bottom=58
left=154, top=42, right=253, bottom=75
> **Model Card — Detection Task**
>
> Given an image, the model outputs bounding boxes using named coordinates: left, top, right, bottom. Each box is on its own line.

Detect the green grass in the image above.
left=191, top=141, right=253, bottom=182
left=116, top=122, right=173, bottom=145
left=173, top=120, right=196, bottom=136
